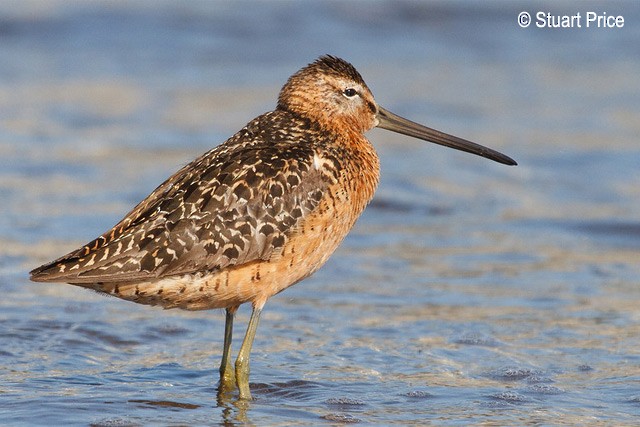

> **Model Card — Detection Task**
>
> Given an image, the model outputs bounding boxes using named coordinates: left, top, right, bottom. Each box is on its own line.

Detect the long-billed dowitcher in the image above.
left=30, top=55, right=516, bottom=400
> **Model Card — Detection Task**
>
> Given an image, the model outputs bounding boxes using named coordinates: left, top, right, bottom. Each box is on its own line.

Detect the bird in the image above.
left=30, top=55, right=517, bottom=400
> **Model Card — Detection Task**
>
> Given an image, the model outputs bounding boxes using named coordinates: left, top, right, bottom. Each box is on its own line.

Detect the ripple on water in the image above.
left=452, top=332, right=501, bottom=347
left=525, top=375, right=555, bottom=384
left=523, top=384, right=565, bottom=395
left=488, top=391, right=529, bottom=406
left=320, top=413, right=362, bottom=424
left=404, top=390, right=435, bottom=399
left=89, top=419, right=143, bottom=427
left=325, top=397, right=366, bottom=407
left=128, top=399, right=201, bottom=410
left=251, top=379, right=325, bottom=401
left=488, top=366, right=545, bottom=382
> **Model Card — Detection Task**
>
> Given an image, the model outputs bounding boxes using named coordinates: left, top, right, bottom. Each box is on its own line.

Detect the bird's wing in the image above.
left=30, top=113, right=330, bottom=284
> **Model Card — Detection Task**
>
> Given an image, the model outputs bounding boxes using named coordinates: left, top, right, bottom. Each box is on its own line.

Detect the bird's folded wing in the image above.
left=30, top=127, right=329, bottom=284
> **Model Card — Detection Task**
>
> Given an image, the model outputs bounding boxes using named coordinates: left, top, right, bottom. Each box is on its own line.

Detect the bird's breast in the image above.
left=96, top=133, right=380, bottom=311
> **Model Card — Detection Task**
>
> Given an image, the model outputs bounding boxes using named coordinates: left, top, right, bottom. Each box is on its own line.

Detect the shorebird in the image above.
left=30, top=55, right=516, bottom=400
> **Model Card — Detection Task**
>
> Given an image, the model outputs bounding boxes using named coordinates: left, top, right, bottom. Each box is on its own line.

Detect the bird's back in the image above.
left=30, top=108, right=380, bottom=310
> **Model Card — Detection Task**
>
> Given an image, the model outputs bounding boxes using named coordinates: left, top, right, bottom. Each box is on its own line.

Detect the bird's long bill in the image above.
left=376, top=107, right=517, bottom=166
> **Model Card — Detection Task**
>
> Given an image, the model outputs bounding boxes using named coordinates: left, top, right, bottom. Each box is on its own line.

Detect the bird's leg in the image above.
left=219, top=306, right=238, bottom=392
left=235, top=303, right=263, bottom=400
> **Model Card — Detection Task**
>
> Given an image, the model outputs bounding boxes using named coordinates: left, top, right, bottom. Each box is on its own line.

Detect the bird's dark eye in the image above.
left=343, top=88, right=357, bottom=98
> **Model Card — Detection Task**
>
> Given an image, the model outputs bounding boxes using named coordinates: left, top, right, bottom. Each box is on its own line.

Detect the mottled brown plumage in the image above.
left=30, top=55, right=516, bottom=399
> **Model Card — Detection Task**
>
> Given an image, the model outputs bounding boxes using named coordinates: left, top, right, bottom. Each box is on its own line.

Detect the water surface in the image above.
left=1, top=1, right=639, bottom=425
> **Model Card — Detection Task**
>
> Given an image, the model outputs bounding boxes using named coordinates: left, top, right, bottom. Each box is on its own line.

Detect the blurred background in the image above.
left=1, top=1, right=639, bottom=425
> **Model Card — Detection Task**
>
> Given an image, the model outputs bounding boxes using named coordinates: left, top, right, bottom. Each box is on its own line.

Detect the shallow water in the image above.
left=2, top=1, right=640, bottom=425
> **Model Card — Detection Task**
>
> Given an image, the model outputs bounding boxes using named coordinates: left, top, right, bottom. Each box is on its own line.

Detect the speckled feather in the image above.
left=33, top=112, right=347, bottom=282
left=30, top=56, right=381, bottom=310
